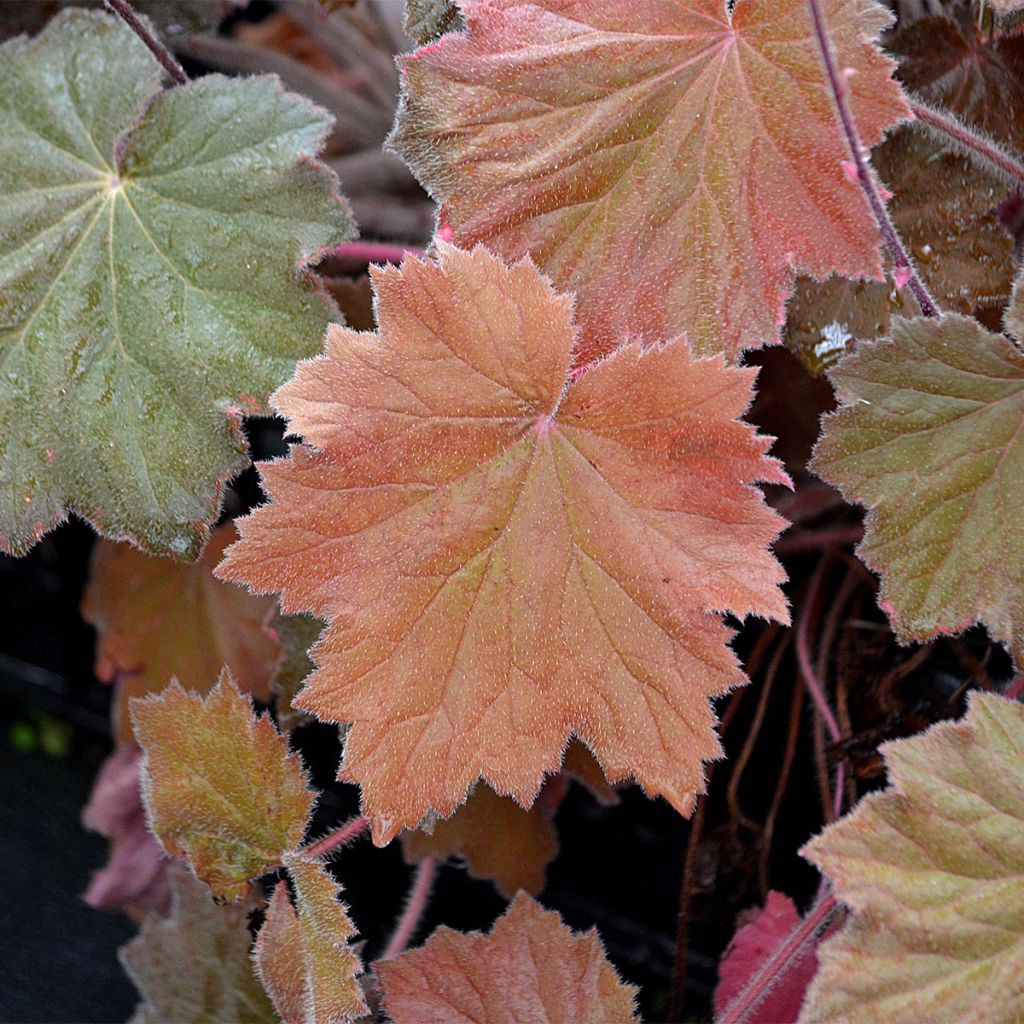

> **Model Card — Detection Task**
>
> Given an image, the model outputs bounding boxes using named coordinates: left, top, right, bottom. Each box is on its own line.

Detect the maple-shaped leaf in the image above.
left=0, top=10, right=353, bottom=558
left=377, top=892, right=639, bottom=1023
left=121, top=865, right=277, bottom=1024
left=132, top=672, right=314, bottom=899
left=82, top=745, right=171, bottom=917
left=254, top=853, right=367, bottom=1024
left=218, top=245, right=789, bottom=843
left=402, top=778, right=562, bottom=899
left=82, top=522, right=281, bottom=744
left=887, top=6, right=1024, bottom=149
left=801, top=692, right=1024, bottom=1022
left=714, top=891, right=825, bottom=1024
left=812, top=312, right=1024, bottom=661
left=389, top=0, right=909, bottom=362
left=786, top=123, right=1014, bottom=374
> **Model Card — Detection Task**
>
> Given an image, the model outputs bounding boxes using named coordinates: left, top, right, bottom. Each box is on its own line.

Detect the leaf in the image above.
left=389, top=0, right=909, bottom=362
left=405, top=0, right=465, bottom=44
left=217, top=245, right=789, bottom=843
left=82, top=744, right=172, bottom=917
left=376, top=891, right=639, bottom=1023
left=887, top=6, right=1024, bottom=149
left=714, top=891, right=824, bottom=1024
left=812, top=312, right=1024, bottom=661
left=402, top=778, right=562, bottom=899
left=0, top=10, right=353, bottom=557
left=786, top=123, right=1014, bottom=374
left=272, top=611, right=327, bottom=732
left=800, top=692, right=1024, bottom=1023
left=254, top=853, right=367, bottom=1024
left=82, top=522, right=281, bottom=744
left=132, top=672, right=314, bottom=899
left=121, top=865, right=278, bottom=1024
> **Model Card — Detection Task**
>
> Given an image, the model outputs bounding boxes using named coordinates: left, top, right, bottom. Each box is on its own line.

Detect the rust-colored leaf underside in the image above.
left=801, top=693, right=1024, bottom=1022
left=218, top=245, right=788, bottom=843
left=391, top=0, right=909, bottom=362
left=377, top=892, right=639, bottom=1023
left=133, top=672, right=314, bottom=899
left=82, top=522, right=281, bottom=743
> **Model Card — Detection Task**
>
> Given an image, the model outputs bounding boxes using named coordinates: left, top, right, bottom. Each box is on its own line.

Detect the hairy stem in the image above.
left=911, top=100, right=1024, bottom=188
left=716, top=892, right=838, bottom=1024
left=330, top=240, right=425, bottom=264
left=381, top=857, right=437, bottom=960
left=806, top=0, right=939, bottom=318
left=300, top=815, right=370, bottom=859
left=104, top=0, right=188, bottom=87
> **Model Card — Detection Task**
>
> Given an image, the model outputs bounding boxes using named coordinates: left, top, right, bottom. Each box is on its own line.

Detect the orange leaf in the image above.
left=377, top=892, right=638, bottom=1023
left=254, top=854, right=367, bottom=1024
left=402, top=779, right=562, bottom=899
left=219, top=246, right=788, bottom=843
left=390, top=0, right=909, bottom=361
left=132, top=672, right=314, bottom=899
left=82, top=522, right=281, bottom=743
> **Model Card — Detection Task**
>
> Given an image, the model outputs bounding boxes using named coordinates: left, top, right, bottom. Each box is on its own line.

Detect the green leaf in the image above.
left=0, top=10, right=354, bottom=558
left=801, top=693, right=1024, bottom=1023
left=813, top=312, right=1024, bottom=662
left=404, top=0, right=465, bottom=44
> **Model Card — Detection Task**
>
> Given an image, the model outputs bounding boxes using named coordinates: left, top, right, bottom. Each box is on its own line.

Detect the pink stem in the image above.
left=300, top=815, right=370, bottom=859
left=330, top=241, right=424, bottom=264
left=381, top=857, right=438, bottom=961
left=796, top=561, right=843, bottom=745
left=806, top=0, right=939, bottom=318
left=912, top=100, right=1024, bottom=188
left=105, top=0, right=188, bottom=86
left=716, top=892, right=838, bottom=1024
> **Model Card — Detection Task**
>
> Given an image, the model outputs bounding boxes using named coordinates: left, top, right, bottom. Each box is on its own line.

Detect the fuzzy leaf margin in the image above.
left=801, top=692, right=1024, bottom=1023
left=0, top=10, right=354, bottom=557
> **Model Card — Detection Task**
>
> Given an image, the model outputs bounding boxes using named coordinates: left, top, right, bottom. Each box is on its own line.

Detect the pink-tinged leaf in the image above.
left=801, top=693, right=1024, bottom=1022
left=812, top=312, right=1024, bottom=662
left=714, top=892, right=823, bottom=1024
left=390, top=0, right=909, bottom=362
left=81, top=522, right=281, bottom=743
left=132, top=672, right=314, bottom=899
left=121, top=865, right=277, bottom=1023
left=254, top=853, right=367, bottom=1024
left=217, top=245, right=789, bottom=843
left=82, top=745, right=171, bottom=917
left=377, top=892, right=638, bottom=1023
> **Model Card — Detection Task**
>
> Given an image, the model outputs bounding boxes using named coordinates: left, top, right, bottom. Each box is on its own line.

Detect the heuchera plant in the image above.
left=2, top=0, right=1023, bottom=1021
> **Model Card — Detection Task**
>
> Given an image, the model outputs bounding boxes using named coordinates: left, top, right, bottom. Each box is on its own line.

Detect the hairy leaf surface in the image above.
left=133, top=673, right=314, bottom=899
left=82, top=523, right=280, bottom=743
left=887, top=6, right=1024, bottom=149
left=0, top=10, right=353, bottom=556
left=255, top=854, right=366, bottom=1024
left=787, top=124, right=1013, bottom=373
left=219, top=246, right=788, bottom=842
left=377, top=892, right=638, bottom=1023
left=813, top=313, right=1024, bottom=661
left=121, top=866, right=277, bottom=1024
left=390, top=0, right=909, bottom=362
left=714, top=891, right=824, bottom=1023
left=801, top=693, right=1024, bottom=1023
